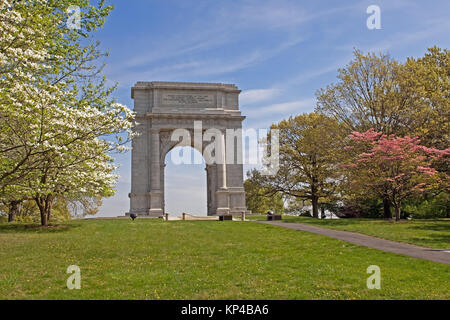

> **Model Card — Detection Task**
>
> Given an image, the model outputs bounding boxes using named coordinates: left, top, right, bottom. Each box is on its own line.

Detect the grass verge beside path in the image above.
left=248, top=216, right=450, bottom=249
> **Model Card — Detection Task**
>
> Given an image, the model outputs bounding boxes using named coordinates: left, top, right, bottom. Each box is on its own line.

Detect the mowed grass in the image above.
left=248, top=216, right=450, bottom=249
left=0, top=219, right=448, bottom=300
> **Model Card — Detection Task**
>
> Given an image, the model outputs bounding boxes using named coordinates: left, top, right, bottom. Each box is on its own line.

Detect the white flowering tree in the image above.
left=0, top=1, right=134, bottom=225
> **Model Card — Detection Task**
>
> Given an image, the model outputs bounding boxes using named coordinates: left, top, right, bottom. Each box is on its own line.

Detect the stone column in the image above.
left=128, top=119, right=151, bottom=216
left=161, top=163, right=166, bottom=213
left=216, top=130, right=227, bottom=189
left=206, top=165, right=217, bottom=216
left=149, top=128, right=163, bottom=216
left=221, top=132, right=227, bottom=189
left=216, top=130, right=230, bottom=215
left=150, top=128, right=161, bottom=190
left=224, top=124, right=246, bottom=215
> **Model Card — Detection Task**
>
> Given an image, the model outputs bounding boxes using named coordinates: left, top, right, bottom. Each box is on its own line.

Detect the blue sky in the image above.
left=94, top=0, right=450, bottom=217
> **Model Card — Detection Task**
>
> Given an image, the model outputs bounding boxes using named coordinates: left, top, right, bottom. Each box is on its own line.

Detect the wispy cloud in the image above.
left=124, top=1, right=316, bottom=69
left=109, top=36, right=305, bottom=87
left=363, top=18, right=450, bottom=53
left=238, top=59, right=347, bottom=110
left=107, top=0, right=360, bottom=87
left=124, top=31, right=232, bottom=68
left=220, top=0, right=359, bottom=31
left=244, top=98, right=315, bottom=118
left=240, top=88, right=283, bottom=105
left=278, top=62, right=346, bottom=88
left=223, top=1, right=311, bottom=30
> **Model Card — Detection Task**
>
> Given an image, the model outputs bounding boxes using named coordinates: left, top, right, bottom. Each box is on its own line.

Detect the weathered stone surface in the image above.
left=127, top=81, right=247, bottom=217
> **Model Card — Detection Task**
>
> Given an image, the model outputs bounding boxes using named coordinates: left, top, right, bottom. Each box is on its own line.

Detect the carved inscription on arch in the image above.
left=161, top=92, right=215, bottom=107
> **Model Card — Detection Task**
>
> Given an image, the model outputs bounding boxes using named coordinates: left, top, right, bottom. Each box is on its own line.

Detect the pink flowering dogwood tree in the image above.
left=344, top=129, right=449, bottom=220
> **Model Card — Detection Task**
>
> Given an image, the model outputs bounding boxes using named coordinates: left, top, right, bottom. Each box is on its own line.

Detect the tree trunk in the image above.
left=320, top=206, right=325, bottom=219
left=35, top=195, right=54, bottom=226
left=46, top=198, right=53, bottom=223
left=383, top=197, right=392, bottom=219
left=446, top=201, right=449, bottom=218
left=394, top=205, right=401, bottom=221
left=8, top=200, right=20, bottom=222
left=40, top=207, right=48, bottom=226
left=35, top=197, right=48, bottom=226
left=312, top=196, right=319, bottom=218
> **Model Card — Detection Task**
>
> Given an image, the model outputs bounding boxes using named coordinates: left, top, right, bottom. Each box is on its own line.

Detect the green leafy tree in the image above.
left=244, top=169, right=284, bottom=214
left=258, top=113, right=345, bottom=218
left=315, top=49, right=406, bottom=135
left=403, top=193, right=449, bottom=219
left=397, top=47, right=449, bottom=150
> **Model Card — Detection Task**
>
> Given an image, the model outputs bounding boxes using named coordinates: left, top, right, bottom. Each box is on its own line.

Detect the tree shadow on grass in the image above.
left=409, top=221, right=450, bottom=248
left=0, top=223, right=80, bottom=234
left=286, top=217, right=374, bottom=227
left=410, top=221, right=450, bottom=232
left=410, top=235, right=450, bottom=249
left=288, top=217, right=450, bottom=228
left=294, top=217, right=450, bottom=248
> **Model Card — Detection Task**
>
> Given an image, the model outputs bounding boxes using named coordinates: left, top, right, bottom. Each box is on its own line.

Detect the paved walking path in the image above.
left=256, top=221, right=450, bottom=265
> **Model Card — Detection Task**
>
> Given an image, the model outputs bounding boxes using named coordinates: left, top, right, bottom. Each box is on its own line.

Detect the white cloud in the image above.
left=278, top=61, right=347, bottom=88
left=240, top=88, right=282, bottom=105
left=245, top=98, right=315, bottom=118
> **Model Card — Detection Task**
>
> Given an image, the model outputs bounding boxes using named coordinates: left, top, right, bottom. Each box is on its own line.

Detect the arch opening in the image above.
left=164, top=146, right=207, bottom=217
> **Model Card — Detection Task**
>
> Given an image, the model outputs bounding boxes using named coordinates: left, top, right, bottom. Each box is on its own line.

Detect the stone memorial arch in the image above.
left=127, top=81, right=247, bottom=217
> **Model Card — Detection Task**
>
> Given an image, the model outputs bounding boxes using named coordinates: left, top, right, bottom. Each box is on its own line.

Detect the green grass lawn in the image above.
left=248, top=216, right=450, bottom=249
left=0, top=219, right=448, bottom=300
